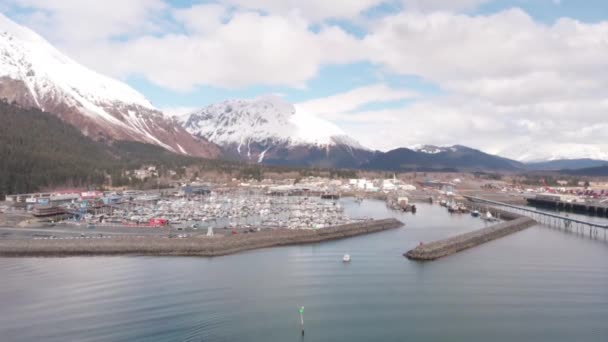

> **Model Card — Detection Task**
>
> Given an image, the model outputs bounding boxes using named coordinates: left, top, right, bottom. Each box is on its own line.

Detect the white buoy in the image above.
left=206, top=226, right=214, bottom=237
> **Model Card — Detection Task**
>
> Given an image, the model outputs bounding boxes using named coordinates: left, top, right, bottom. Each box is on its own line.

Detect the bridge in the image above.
left=465, top=196, right=608, bottom=241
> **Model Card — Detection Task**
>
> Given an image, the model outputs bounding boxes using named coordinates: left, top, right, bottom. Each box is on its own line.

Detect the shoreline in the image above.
left=0, top=218, right=403, bottom=257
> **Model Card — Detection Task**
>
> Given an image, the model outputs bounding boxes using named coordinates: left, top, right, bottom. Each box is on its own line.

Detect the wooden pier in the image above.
left=526, top=197, right=608, bottom=217
left=466, top=196, right=608, bottom=240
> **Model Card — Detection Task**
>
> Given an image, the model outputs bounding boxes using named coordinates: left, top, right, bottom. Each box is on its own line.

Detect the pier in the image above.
left=526, top=197, right=608, bottom=217
left=466, top=196, right=608, bottom=240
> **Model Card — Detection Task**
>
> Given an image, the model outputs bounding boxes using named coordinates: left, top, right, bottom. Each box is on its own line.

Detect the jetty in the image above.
left=405, top=207, right=536, bottom=261
left=0, top=218, right=403, bottom=257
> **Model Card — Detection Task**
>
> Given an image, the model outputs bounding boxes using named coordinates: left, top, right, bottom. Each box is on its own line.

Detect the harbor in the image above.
left=5, top=190, right=364, bottom=231
left=2, top=199, right=607, bottom=342
left=3, top=175, right=608, bottom=260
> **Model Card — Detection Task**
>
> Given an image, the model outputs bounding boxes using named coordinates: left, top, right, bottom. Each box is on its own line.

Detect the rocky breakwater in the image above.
left=404, top=211, right=536, bottom=261
left=0, top=218, right=403, bottom=257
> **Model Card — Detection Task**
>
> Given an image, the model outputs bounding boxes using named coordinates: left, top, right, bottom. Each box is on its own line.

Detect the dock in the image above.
left=466, top=196, right=608, bottom=240
left=526, top=197, right=608, bottom=217
left=404, top=208, right=536, bottom=261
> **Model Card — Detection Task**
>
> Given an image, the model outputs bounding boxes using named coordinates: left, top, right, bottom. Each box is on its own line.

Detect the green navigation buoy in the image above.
left=299, top=306, right=305, bottom=336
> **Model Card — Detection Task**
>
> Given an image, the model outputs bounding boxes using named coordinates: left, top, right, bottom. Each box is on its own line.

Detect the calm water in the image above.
left=1, top=200, right=607, bottom=342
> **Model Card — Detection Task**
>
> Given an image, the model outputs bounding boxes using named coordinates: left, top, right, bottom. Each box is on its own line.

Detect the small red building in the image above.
left=149, top=218, right=169, bottom=227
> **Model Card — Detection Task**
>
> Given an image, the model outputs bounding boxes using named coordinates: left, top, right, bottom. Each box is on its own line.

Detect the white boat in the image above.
left=483, top=210, right=499, bottom=222
left=342, top=254, right=351, bottom=262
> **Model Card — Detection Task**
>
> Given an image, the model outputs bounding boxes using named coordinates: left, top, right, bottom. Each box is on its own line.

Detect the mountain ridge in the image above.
left=0, top=13, right=219, bottom=158
left=363, top=145, right=524, bottom=172
left=526, top=159, right=608, bottom=171
left=181, top=95, right=374, bottom=168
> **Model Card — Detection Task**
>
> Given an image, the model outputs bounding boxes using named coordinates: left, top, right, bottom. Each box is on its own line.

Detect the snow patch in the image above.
left=0, top=14, right=199, bottom=155
left=258, top=147, right=270, bottom=163
left=0, top=14, right=153, bottom=109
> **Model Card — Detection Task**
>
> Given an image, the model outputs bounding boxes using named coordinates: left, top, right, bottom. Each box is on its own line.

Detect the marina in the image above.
left=9, top=190, right=363, bottom=232
left=1, top=200, right=607, bottom=341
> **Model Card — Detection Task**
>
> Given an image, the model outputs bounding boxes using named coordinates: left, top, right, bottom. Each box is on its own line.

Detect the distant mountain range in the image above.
left=1, top=13, right=606, bottom=174
left=558, top=165, right=608, bottom=176
left=525, top=159, right=608, bottom=171
left=361, top=145, right=524, bottom=172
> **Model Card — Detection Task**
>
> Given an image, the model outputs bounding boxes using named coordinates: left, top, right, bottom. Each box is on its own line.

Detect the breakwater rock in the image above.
left=0, top=218, right=403, bottom=257
left=404, top=213, right=536, bottom=261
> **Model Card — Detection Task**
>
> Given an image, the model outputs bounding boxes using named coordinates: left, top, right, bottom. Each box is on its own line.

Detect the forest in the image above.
left=0, top=101, right=359, bottom=199
left=0, top=101, right=208, bottom=198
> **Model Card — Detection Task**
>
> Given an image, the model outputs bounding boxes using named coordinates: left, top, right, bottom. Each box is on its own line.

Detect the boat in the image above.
left=458, top=205, right=469, bottom=213
left=342, top=254, right=351, bottom=262
left=471, top=210, right=480, bottom=217
left=483, top=210, right=499, bottom=222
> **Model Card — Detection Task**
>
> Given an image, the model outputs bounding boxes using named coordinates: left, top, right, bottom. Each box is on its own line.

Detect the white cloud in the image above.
left=296, top=84, right=418, bottom=118
left=403, top=0, right=494, bottom=12
left=9, top=0, right=167, bottom=43
left=333, top=96, right=608, bottom=161
left=161, top=106, right=199, bottom=122
left=33, top=8, right=361, bottom=91
left=221, top=0, right=385, bottom=21
left=342, top=8, right=608, bottom=159
left=173, top=3, right=228, bottom=34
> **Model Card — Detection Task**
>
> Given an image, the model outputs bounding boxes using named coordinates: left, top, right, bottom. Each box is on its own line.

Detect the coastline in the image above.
left=0, top=218, right=403, bottom=257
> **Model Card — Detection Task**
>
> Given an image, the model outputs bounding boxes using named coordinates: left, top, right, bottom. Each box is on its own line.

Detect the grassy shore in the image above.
left=0, top=219, right=403, bottom=257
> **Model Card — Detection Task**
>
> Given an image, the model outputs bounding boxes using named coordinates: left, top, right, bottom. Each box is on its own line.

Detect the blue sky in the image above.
left=112, top=0, right=608, bottom=108
left=3, top=0, right=608, bottom=160
left=8, top=0, right=600, bottom=108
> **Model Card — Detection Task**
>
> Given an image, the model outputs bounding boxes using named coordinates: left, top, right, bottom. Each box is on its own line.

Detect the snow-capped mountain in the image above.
left=412, top=144, right=460, bottom=154
left=364, top=145, right=524, bottom=171
left=182, top=96, right=374, bottom=168
left=0, top=14, right=219, bottom=158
